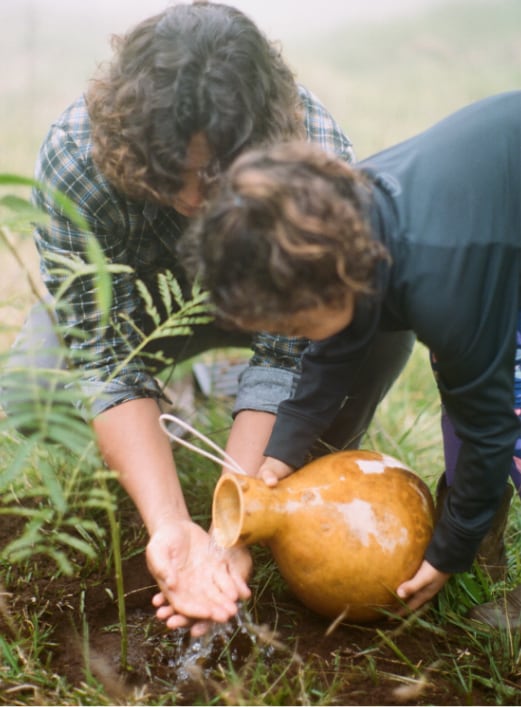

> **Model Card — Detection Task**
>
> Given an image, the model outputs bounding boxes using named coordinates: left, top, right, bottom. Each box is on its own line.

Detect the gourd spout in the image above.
left=212, top=472, right=277, bottom=548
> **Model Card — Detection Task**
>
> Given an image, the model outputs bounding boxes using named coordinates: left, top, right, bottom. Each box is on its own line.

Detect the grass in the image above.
left=1, top=0, right=521, bottom=704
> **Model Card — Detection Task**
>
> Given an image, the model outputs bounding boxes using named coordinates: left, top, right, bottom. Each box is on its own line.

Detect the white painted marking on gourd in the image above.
left=356, top=460, right=386, bottom=474
left=382, top=454, right=410, bottom=470
left=338, top=499, right=408, bottom=551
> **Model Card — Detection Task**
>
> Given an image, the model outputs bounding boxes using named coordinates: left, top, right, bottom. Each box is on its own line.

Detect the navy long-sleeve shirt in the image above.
left=266, top=91, right=521, bottom=574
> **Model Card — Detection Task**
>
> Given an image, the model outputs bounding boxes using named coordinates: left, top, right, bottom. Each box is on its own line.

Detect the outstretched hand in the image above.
left=146, top=519, right=252, bottom=636
left=257, top=456, right=295, bottom=487
left=396, top=559, right=450, bottom=614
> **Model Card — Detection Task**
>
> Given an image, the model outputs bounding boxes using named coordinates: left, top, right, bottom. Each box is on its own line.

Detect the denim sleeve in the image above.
left=79, top=376, right=163, bottom=417
left=233, top=365, right=299, bottom=416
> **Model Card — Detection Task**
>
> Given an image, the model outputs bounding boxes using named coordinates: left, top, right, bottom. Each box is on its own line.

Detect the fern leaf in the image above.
left=38, top=458, right=67, bottom=514
left=157, top=272, right=173, bottom=315
left=135, top=279, right=160, bottom=325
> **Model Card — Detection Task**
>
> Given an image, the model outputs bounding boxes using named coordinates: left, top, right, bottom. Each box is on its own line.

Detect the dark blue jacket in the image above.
left=266, top=92, right=521, bottom=573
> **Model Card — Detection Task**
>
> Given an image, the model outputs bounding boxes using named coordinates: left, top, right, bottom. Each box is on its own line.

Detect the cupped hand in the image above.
left=395, top=559, right=451, bottom=614
left=257, top=456, right=295, bottom=487
left=146, top=519, right=252, bottom=635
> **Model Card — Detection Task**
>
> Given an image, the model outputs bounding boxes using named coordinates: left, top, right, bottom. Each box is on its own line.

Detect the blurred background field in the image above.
left=2, top=0, right=520, bottom=173
left=2, top=0, right=520, bottom=174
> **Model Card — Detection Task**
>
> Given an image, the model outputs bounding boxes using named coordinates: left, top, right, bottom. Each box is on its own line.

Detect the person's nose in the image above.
left=180, top=172, right=205, bottom=209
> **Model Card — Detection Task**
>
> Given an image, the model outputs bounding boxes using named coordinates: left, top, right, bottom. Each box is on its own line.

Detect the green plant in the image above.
left=0, top=172, right=213, bottom=681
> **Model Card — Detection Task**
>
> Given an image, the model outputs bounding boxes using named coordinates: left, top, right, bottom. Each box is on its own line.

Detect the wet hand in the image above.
left=395, top=560, right=450, bottom=614
left=257, top=456, right=294, bottom=487
left=146, top=520, right=252, bottom=635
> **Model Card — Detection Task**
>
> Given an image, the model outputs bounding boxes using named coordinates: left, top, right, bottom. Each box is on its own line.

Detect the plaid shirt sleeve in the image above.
left=234, top=85, right=355, bottom=416
left=32, top=97, right=162, bottom=416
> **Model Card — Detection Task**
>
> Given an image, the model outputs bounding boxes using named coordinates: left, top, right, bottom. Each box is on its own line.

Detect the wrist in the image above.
left=147, top=508, right=192, bottom=536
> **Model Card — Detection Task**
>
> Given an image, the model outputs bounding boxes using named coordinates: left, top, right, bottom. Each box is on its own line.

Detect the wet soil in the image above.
left=1, top=510, right=519, bottom=706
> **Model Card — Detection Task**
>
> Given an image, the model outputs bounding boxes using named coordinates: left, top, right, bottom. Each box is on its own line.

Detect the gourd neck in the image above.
left=212, top=473, right=279, bottom=547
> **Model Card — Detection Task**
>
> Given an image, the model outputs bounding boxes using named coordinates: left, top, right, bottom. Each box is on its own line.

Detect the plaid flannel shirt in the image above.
left=32, top=85, right=355, bottom=416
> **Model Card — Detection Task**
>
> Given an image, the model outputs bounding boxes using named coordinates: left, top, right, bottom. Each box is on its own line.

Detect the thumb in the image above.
left=258, top=464, right=282, bottom=487
left=396, top=578, right=415, bottom=600
left=258, top=457, right=294, bottom=487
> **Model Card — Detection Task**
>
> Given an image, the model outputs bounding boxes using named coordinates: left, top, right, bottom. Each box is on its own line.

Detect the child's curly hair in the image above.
left=86, top=2, right=303, bottom=205
left=183, top=141, right=390, bottom=330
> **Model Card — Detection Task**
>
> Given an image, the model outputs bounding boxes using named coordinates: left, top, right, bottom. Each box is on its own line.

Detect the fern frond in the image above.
left=166, top=271, right=186, bottom=309
left=157, top=272, right=173, bottom=315
left=135, top=278, right=161, bottom=326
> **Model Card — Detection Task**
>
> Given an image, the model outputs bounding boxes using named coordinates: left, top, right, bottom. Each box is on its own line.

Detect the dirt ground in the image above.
left=1, top=510, right=511, bottom=707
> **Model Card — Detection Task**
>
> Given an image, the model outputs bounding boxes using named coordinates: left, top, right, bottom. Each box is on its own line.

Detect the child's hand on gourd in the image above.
left=257, top=457, right=295, bottom=486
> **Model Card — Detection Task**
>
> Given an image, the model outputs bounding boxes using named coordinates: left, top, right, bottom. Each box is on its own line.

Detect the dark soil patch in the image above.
left=1, top=515, right=520, bottom=705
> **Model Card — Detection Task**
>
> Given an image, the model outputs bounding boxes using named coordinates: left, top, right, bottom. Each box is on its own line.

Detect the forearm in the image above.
left=93, top=397, right=191, bottom=535
left=225, top=409, right=276, bottom=476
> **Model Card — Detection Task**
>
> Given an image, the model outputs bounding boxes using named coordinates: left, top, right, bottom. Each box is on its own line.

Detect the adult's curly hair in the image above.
left=86, top=2, right=303, bottom=204
left=183, top=141, right=390, bottom=330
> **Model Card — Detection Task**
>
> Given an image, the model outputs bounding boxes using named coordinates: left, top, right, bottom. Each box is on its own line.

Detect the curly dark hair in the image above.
left=183, top=141, right=390, bottom=330
left=86, top=2, right=304, bottom=204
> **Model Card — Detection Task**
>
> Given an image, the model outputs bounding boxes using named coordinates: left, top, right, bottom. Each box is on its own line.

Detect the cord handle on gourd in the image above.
left=159, top=413, right=248, bottom=476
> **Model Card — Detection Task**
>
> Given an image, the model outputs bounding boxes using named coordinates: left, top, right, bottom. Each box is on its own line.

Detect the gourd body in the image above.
left=212, top=450, right=434, bottom=622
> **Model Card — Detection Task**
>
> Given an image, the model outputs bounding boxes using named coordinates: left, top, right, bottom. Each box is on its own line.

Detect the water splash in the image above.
left=166, top=603, right=276, bottom=683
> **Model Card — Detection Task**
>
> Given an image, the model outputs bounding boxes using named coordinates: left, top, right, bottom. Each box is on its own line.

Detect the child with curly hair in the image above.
left=185, top=91, right=521, bottom=627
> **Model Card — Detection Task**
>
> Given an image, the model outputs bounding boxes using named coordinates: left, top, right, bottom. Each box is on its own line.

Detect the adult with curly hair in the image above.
left=186, top=91, right=521, bottom=627
left=6, top=3, right=415, bottom=635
